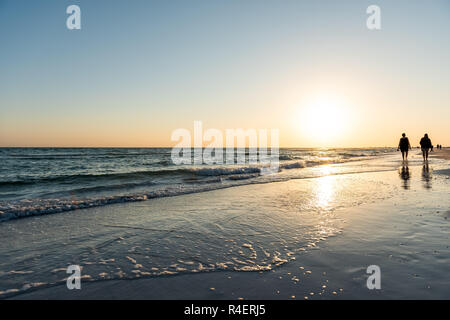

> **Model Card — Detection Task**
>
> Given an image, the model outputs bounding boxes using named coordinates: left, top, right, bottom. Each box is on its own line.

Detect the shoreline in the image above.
left=2, top=154, right=450, bottom=299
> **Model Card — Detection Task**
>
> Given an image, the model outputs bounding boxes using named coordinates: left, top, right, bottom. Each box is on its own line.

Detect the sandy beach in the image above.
left=431, top=148, right=450, bottom=160
left=1, top=151, right=449, bottom=300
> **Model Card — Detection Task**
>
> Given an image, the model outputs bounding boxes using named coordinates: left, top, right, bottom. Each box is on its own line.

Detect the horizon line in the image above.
left=0, top=146, right=401, bottom=149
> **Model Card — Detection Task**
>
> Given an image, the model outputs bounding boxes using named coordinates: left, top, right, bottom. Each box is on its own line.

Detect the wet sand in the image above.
left=431, top=148, right=450, bottom=160
left=12, top=188, right=450, bottom=300
left=2, top=153, right=450, bottom=300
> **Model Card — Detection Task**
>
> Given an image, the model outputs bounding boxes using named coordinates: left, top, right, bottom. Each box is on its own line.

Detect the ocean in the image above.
left=0, top=147, right=394, bottom=222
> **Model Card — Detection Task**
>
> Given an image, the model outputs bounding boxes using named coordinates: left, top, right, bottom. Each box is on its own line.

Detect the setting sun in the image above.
left=297, top=95, right=351, bottom=146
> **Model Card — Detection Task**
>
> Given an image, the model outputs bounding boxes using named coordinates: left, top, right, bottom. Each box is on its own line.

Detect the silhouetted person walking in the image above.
left=420, top=133, right=433, bottom=161
left=398, top=133, right=411, bottom=161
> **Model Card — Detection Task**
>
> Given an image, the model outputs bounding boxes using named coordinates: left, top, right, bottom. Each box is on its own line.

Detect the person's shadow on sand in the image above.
left=398, top=164, right=411, bottom=190
left=422, top=163, right=432, bottom=189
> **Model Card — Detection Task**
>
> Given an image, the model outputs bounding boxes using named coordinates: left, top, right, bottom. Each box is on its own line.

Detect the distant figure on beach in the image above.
left=419, top=133, right=433, bottom=161
left=397, top=133, right=411, bottom=161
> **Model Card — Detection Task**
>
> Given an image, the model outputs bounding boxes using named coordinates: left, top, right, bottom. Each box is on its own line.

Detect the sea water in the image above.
left=0, top=148, right=396, bottom=222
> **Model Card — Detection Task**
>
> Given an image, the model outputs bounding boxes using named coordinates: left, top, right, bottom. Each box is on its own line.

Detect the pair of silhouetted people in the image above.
left=398, top=133, right=433, bottom=161
left=436, top=144, right=443, bottom=150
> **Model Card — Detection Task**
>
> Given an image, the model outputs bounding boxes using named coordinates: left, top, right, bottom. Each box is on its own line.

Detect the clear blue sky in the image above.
left=1, top=0, right=449, bottom=147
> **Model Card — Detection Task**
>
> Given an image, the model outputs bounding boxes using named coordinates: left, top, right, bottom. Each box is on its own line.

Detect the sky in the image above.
left=0, top=0, right=449, bottom=148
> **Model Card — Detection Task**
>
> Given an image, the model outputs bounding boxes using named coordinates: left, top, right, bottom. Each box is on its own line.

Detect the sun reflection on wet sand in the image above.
left=314, top=166, right=336, bottom=210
